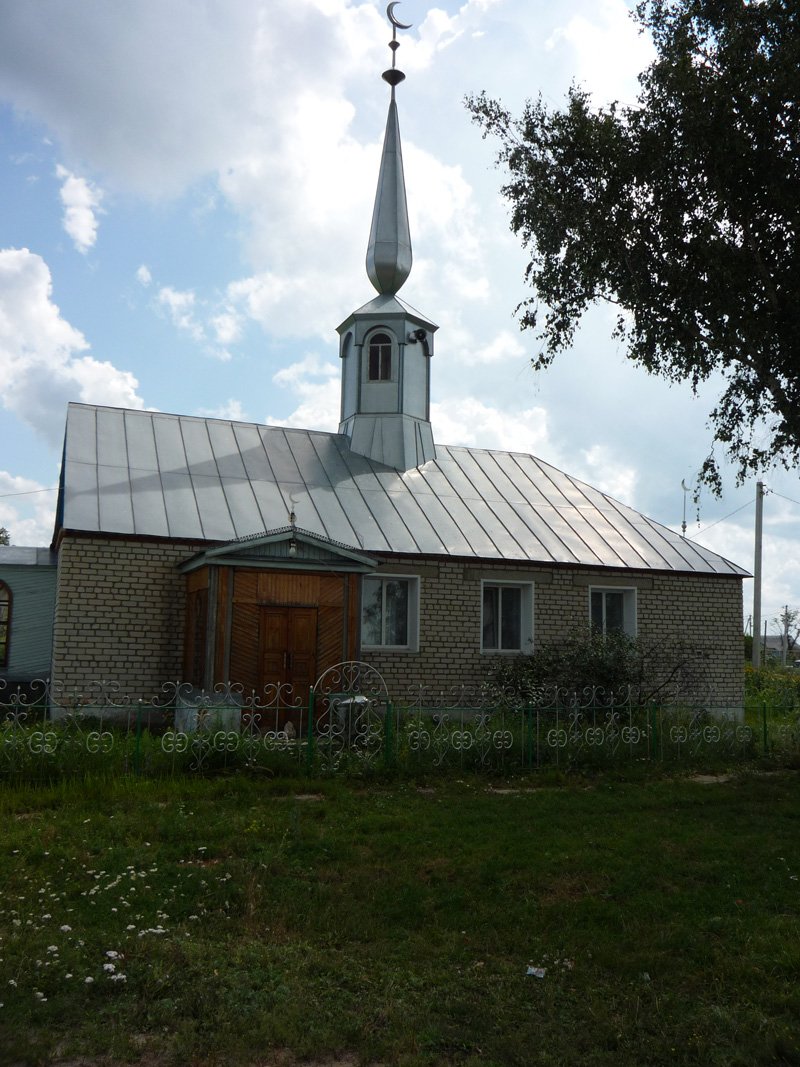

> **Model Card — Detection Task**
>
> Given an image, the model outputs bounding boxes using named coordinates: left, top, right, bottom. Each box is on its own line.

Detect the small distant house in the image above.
left=0, top=547, right=57, bottom=689
left=43, top=25, right=747, bottom=711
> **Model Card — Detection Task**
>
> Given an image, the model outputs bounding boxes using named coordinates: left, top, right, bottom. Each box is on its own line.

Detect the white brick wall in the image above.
left=362, top=557, right=744, bottom=705
left=52, top=537, right=197, bottom=697
left=52, top=537, right=744, bottom=705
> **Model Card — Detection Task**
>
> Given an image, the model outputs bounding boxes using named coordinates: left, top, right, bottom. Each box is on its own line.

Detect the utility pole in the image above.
left=752, top=480, right=764, bottom=668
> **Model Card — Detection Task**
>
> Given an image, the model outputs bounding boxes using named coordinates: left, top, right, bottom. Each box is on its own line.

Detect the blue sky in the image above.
left=0, top=0, right=797, bottom=637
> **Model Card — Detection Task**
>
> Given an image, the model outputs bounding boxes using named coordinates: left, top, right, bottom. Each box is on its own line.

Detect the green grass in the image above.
left=2, top=770, right=800, bottom=1066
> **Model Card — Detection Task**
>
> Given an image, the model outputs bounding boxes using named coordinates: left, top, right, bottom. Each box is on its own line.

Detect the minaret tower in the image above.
left=337, top=2, right=437, bottom=471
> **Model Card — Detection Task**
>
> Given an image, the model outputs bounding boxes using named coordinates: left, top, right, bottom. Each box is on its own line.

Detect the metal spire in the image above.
left=365, top=4, right=413, bottom=295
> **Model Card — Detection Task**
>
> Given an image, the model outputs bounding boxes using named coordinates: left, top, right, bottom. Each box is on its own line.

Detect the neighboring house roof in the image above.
left=0, top=546, right=57, bottom=567
left=55, top=402, right=748, bottom=578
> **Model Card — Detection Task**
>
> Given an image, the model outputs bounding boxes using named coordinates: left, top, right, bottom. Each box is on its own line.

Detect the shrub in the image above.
left=491, top=632, right=712, bottom=706
left=744, top=663, right=800, bottom=712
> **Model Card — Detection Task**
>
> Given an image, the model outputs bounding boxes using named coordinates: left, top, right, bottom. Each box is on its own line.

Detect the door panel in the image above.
left=259, top=607, right=318, bottom=696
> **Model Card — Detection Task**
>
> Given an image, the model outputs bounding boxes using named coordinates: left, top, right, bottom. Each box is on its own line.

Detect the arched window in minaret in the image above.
left=367, top=331, right=393, bottom=381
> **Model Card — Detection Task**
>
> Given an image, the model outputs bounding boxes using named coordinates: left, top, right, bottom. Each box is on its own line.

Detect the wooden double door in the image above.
left=259, top=606, right=318, bottom=696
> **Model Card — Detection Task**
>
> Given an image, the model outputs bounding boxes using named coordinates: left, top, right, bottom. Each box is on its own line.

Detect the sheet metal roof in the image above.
left=55, top=403, right=747, bottom=577
left=0, top=547, right=57, bottom=567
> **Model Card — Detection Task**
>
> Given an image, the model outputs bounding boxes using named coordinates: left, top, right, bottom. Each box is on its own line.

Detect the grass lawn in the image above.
left=2, top=769, right=800, bottom=1066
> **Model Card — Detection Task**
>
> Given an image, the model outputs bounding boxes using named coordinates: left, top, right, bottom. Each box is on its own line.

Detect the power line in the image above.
left=769, top=490, right=800, bottom=509
left=0, top=487, right=58, bottom=499
left=686, top=497, right=754, bottom=540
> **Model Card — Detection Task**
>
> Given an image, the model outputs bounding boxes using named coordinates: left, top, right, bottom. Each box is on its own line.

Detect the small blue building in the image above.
left=0, top=547, right=57, bottom=687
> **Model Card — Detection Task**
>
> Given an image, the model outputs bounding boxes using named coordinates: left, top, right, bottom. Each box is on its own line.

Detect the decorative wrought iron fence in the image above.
left=1, top=667, right=797, bottom=782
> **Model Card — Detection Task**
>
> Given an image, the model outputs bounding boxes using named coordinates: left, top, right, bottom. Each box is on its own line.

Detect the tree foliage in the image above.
left=0, top=527, right=9, bottom=546
left=774, top=604, right=800, bottom=653
left=467, top=0, right=800, bottom=491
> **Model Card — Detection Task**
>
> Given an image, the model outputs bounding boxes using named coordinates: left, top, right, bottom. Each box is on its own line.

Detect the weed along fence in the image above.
left=1, top=662, right=798, bottom=782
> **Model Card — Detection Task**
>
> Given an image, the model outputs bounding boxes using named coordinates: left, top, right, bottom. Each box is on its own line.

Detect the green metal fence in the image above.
left=1, top=668, right=798, bottom=782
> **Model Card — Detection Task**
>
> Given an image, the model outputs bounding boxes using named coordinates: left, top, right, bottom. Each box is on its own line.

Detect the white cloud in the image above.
left=156, top=285, right=238, bottom=361
left=136, top=264, right=152, bottom=286
left=157, top=286, right=205, bottom=342
left=432, top=396, right=551, bottom=455
left=405, top=0, right=505, bottom=70
left=210, top=309, right=243, bottom=347
left=0, top=471, right=59, bottom=546
left=196, top=398, right=248, bottom=422
left=464, top=329, right=526, bottom=367
left=267, top=354, right=341, bottom=431
left=0, top=248, right=144, bottom=446
left=546, top=0, right=655, bottom=105
left=574, top=443, right=637, bottom=503
left=55, top=164, right=103, bottom=253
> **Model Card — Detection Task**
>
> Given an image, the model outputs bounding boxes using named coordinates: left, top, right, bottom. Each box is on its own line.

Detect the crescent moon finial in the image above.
left=387, top=2, right=412, bottom=31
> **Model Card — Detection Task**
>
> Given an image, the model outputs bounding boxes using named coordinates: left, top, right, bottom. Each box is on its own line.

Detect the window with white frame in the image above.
left=367, top=331, right=393, bottom=381
left=481, top=582, right=533, bottom=653
left=361, top=575, right=419, bottom=650
left=590, top=587, right=636, bottom=637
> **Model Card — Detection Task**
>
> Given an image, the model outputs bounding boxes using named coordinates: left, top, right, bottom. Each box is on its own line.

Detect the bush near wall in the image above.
left=744, top=664, right=800, bottom=711
left=491, top=633, right=712, bottom=706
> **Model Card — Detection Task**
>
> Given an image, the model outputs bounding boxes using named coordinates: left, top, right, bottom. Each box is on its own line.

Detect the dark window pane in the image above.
left=368, top=333, right=392, bottom=381
left=590, top=590, right=604, bottom=631
left=500, top=587, right=522, bottom=649
left=483, top=586, right=498, bottom=649
left=605, top=592, right=625, bottom=634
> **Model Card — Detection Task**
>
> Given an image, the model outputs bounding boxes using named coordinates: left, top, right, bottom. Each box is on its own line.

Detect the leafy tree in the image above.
left=774, top=605, right=800, bottom=654
left=0, top=527, right=8, bottom=546
left=467, top=0, right=800, bottom=491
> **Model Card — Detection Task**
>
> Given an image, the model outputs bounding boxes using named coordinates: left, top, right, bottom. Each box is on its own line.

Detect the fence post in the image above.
left=649, top=705, right=658, bottom=762
left=305, top=687, right=315, bottom=775
left=525, top=703, right=534, bottom=770
left=384, top=701, right=394, bottom=769
left=133, top=700, right=143, bottom=776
